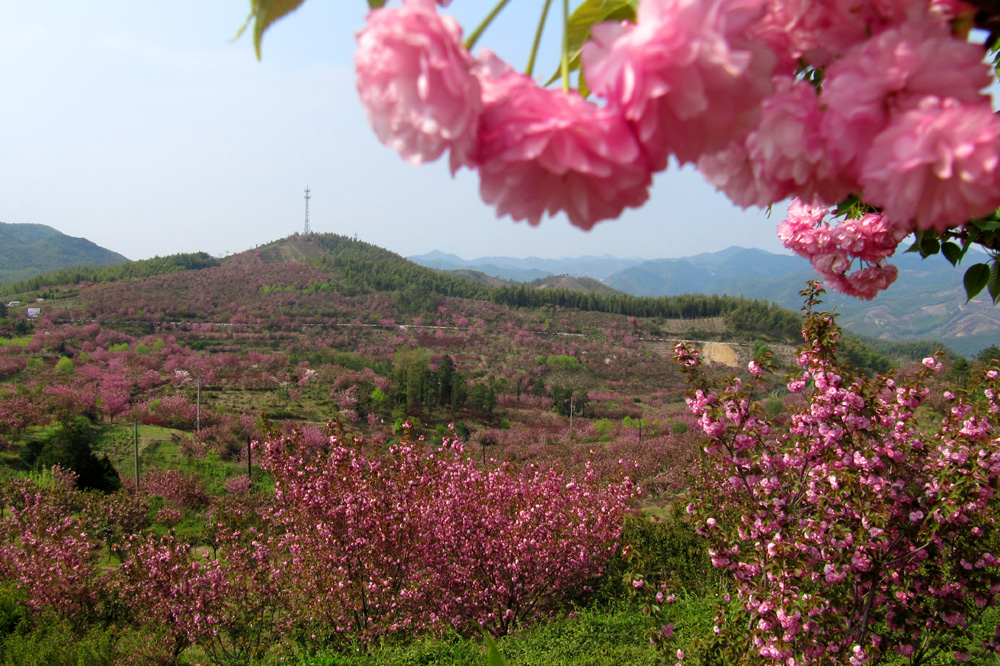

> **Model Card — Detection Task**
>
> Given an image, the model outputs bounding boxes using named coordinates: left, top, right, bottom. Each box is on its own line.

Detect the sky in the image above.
left=0, top=1, right=790, bottom=262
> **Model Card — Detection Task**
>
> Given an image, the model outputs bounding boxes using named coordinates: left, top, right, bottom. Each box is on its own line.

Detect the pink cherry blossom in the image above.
left=758, top=0, right=935, bottom=68
left=776, top=200, right=836, bottom=259
left=472, top=52, right=652, bottom=230
left=777, top=200, right=906, bottom=299
left=820, top=18, right=992, bottom=177
left=749, top=76, right=856, bottom=204
left=860, top=96, right=1000, bottom=232
left=355, top=0, right=481, bottom=173
left=582, top=0, right=776, bottom=169
left=697, top=141, right=772, bottom=208
left=842, top=264, right=899, bottom=300
left=831, top=213, right=909, bottom=264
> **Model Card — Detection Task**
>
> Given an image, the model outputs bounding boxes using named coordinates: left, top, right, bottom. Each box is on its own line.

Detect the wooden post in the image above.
left=133, top=418, right=140, bottom=492
left=196, top=377, right=201, bottom=434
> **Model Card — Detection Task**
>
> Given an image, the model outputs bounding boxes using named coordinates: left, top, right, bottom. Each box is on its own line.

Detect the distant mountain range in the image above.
left=411, top=246, right=1000, bottom=358
left=411, top=250, right=646, bottom=282
left=0, top=222, right=129, bottom=283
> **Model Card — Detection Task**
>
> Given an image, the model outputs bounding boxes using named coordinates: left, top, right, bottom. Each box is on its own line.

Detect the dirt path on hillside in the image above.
left=702, top=342, right=740, bottom=367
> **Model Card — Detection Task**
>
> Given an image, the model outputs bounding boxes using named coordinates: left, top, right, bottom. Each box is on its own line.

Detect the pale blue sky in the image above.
left=0, top=1, right=788, bottom=261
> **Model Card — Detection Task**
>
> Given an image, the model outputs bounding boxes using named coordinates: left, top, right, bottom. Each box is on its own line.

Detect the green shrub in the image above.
left=668, top=420, right=689, bottom=436
left=1, top=618, right=119, bottom=666
left=764, top=397, right=785, bottom=418
left=599, top=507, right=716, bottom=604
left=22, top=417, right=120, bottom=492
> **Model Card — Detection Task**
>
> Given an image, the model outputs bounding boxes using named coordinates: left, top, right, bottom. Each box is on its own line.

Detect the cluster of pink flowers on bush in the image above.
left=676, top=284, right=1000, bottom=664
left=356, top=0, right=1000, bottom=298
left=263, top=427, right=635, bottom=639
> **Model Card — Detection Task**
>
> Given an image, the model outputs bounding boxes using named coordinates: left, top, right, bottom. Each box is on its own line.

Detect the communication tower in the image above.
left=304, top=186, right=312, bottom=235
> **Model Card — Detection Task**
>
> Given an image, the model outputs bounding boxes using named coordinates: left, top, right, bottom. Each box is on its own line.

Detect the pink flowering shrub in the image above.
left=115, top=533, right=204, bottom=659
left=187, top=528, right=284, bottom=665
left=140, top=469, right=210, bottom=512
left=677, top=283, right=1000, bottom=665
left=262, top=427, right=635, bottom=640
left=82, top=490, right=150, bottom=560
left=0, top=473, right=99, bottom=620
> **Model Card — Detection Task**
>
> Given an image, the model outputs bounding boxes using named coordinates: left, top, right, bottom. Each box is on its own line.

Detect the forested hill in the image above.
left=0, top=222, right=129, bottom=283
left=272, top=234, right=805, bottom=342
left=2, top=252, right=220, bottom=295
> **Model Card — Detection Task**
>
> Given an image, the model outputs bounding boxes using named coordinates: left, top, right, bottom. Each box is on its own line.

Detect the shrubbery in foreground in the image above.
left=676, top=284, right=1000, bottom=665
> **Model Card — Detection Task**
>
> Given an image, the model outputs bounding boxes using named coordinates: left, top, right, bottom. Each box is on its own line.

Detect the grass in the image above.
left=267, top=604, right=666, bottom=666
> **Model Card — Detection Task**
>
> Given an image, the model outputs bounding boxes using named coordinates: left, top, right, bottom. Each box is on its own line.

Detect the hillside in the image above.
left=0, top=231, right=971, bottom=664
left=529, top=275, right=623, bottom=295
left=3, top=234, right=943, bottom=374
left=0, top=222, right=129, bottom=282
left=601, top=248, right=998, bottom=357
left=414, top=246, right=996, bottom=357
left=409, top=250, right=645, bottom=281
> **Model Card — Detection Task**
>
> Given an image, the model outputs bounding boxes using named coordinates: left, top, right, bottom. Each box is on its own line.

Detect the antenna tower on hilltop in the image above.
left=303, top=186, right=311, bottom=235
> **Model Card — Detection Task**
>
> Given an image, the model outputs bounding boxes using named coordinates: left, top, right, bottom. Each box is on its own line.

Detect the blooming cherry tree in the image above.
left=677, top=284, right=1000, bottom=664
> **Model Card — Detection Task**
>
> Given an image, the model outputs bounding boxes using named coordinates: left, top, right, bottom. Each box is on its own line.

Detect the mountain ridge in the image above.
left=0, top=222, right=129, bottom=283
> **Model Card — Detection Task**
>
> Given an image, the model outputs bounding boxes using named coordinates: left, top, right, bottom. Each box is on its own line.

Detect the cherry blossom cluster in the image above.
left=776, top=199, right=910, bottom=299
left=675, top=285, right=1000, bottom=664
left=115, top=527, right=283, bottom=664
left=356, top=0, right=1000, bottom=291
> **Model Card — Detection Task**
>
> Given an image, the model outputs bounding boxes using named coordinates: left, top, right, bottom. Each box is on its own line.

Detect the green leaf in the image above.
left=484, top=630, right=508, bottom=666
left=566, top=0, right=634, bottom=55
left=546, top=0, right=635, bottom=87
left=833, top=195, right=861, bottom=217
left=368, top=0, right=387, bottom=7
left=904, top=231, right=924, bottom=254
left=239, top=0, right=307, bottom=60
left=919, top=235, right=940, bottom=257
left=989, top=261, right=1000, bottom=305
left=941, top=241, right=963, bottom=266
left=964, top=263, right=991, bottom=302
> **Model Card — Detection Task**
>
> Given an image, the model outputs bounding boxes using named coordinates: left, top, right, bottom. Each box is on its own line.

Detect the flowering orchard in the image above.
left=677, top=284, right=1000, bottom=665
left=0, top=427, right=634, bottom=662
left=245, top=0, right=1000, bottom=301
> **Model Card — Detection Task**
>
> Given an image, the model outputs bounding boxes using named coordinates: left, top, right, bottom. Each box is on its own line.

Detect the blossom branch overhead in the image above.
left=245, top=0, right=1000, bottom=302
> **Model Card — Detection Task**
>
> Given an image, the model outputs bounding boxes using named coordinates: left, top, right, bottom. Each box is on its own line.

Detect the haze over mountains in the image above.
left=410, top=247, right=1000, bottom=358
